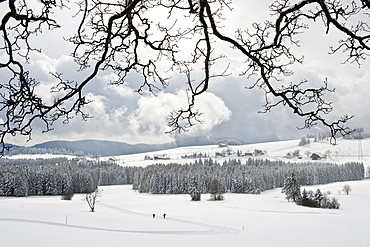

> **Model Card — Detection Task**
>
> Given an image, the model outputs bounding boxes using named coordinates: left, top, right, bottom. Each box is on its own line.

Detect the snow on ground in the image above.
left=1, top=138, right=370, bottom=247
left=1, top=180, right=370, bottom=247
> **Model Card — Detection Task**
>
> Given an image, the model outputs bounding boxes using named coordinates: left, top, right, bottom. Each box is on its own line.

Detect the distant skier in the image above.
left=163, top=213, right=166, bottom=219
left=153, top=213, right=155, bottom=218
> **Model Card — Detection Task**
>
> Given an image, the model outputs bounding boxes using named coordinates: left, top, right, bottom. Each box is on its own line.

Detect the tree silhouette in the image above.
left=1, top=0, right=369, bottom=153
left=84, top=189, right=101, bottom=212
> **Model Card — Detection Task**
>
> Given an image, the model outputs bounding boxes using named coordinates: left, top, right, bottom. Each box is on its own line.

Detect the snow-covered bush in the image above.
left=329, top=197, right=340, bottom=209
left=61, top=186, right=74, bottom=200
left=296, top=198, right=320, bottom=208
left=297, top=189, right=339, bottom=209
left=296, top=189, right=319, bottom=207
left=190, top=190, right=201, bottom=201
left=320, top=195, right=340, bottom=209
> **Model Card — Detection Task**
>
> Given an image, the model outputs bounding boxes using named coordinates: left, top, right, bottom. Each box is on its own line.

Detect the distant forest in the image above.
left=0, top=158, right=137, bottom=197
left=0, top=157, right=364, bottom=197
left=3, top=146, right=85, bottom=156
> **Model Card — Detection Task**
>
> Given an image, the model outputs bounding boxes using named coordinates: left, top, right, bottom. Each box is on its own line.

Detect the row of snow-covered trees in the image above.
left=0, top=158, right=137, bottom=197
left=305, top=128, right=369, bottom=142
left=133, top=158, right=364, bottom=195
left=0, top=157, right=364, bottom=197
left=4, top=146, right=85, bottom=156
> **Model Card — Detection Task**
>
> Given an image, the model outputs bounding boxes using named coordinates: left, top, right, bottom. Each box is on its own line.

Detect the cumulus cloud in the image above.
left=10, top=85, right=231, bottom=145
left=127, top=90, right=232, bottom=138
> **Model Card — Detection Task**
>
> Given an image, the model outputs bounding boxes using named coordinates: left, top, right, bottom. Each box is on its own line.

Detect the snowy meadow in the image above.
left=1, top=138, right=370, bottom=247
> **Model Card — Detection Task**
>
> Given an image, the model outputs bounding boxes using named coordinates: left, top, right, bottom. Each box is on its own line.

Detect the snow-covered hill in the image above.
left=101, top=138, right=370, bottom=170
left=7, top=138, right=370, bottom=173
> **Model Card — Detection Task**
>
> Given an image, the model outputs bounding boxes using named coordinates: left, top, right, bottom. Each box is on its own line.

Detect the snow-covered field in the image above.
left=1, top=138, right=370, bottom=247
left=1, top=180, right=370, bottom=247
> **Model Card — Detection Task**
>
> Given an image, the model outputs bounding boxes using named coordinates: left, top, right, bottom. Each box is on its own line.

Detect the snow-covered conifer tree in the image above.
left=314, top=189, right=323, bottom=204
left=281, top=172, right=301, bottom=202
left=301, top=189, right=307, bottom=199
left=13, top=172, right=28, bottom=197
left=209, top=177, right=224, bottom=201
left=188, top=176, right=201, bottom=201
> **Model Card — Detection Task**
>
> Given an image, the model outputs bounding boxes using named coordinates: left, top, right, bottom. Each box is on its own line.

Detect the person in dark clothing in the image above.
left=153, top=213, right=155, bottom=218
left=163, top=213, right=166, bottom=219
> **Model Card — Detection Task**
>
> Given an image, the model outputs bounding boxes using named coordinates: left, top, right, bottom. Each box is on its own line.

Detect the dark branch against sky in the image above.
left=0, top=0, right=369, bottom=147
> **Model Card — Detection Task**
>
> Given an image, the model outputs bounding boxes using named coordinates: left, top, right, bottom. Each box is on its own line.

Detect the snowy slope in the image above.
left=102, top=138, right=370, bottom=169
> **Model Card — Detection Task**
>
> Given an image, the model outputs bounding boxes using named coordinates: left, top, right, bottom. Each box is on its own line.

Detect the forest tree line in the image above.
left=133, top=159, right=364, bottom=195
left=0, top=157, right=364, bottom=197
left=0, top=158, right=138, bottom=197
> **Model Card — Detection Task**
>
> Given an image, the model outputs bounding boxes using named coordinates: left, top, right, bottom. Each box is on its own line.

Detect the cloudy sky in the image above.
left=1, top=0, right=369, bottom=146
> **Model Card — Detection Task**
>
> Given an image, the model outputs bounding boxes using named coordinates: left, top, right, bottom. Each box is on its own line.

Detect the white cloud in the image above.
left=127, top=90, right=231, bottom=138
left=10, top=88, right=231, bottom=146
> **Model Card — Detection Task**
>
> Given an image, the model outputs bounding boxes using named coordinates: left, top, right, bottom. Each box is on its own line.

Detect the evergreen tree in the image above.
left=314, top=189, right=323, bottom=204
left=281, top=172, right=301, bottom=202
left=298, top=137, right=310, bottom=146
left=302, top=189, right=308, bottom=199
left=231, top=178, right=243, bottom=193
left=13, top=172, right=28, bottom=197
left=188, top=176, right=201, bottom=201
left=209, top=177, right=224, bottom=201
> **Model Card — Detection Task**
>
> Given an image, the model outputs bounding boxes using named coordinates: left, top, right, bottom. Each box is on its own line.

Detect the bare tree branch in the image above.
left=0, top=0, right=368, bottom=153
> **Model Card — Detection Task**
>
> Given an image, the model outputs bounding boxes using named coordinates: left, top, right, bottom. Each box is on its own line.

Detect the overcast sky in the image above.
left=1, top=0, right=369, bottom=146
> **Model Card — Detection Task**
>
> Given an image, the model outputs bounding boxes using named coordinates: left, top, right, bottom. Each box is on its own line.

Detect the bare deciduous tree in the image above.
left=1, top=0, right=369, bottom=153
left=84, top=189, right=101, bottom=212
left=342, top=184, right=352, bottom=195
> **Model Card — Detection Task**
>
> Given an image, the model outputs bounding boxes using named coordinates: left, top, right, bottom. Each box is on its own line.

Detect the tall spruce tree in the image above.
left=188, top=176, right=201, bottom=201
left=209, top=177, right=224, bottom=201
left=281, top=172, right=301, bottom=202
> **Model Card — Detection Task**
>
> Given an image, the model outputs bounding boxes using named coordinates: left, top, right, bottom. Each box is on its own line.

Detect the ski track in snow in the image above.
left=0, top=202, right=238, bottom=236
left=98, top=202, right=239, bottom=235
